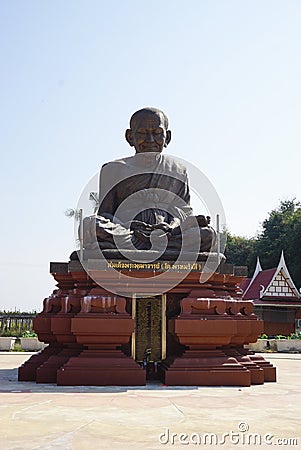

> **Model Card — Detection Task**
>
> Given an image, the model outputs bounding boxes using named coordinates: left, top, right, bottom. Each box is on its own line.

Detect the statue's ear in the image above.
left=164, top=130, right=171, bottom=147
left=125, top=129, right=134, bottom=146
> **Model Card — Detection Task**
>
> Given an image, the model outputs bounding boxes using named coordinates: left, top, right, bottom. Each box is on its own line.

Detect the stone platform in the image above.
left=18, top=259, right=276, bottom=386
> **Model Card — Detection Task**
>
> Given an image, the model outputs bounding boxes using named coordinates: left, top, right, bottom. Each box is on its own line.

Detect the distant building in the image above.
left=240, top=251, right=301, bottom=336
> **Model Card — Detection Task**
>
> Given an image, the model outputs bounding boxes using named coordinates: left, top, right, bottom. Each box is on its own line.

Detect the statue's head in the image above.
left=125, top=107, right=171, bottom=153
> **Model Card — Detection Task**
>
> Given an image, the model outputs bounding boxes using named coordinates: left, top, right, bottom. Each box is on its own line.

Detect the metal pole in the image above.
left=79, top=208, right=84, bottom=262
left=216, top=214, right=221, bottom=266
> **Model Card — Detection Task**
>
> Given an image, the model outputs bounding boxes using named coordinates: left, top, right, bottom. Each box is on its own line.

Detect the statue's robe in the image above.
left=84, top=152, right=215, bottom=253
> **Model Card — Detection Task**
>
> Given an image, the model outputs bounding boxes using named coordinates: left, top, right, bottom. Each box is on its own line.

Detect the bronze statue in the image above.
left=82, top=107, right=216, bottom=258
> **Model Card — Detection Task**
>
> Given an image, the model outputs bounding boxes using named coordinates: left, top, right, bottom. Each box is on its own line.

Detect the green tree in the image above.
left=224, top=199, right=301, bottom=288
left=255, top=199, right=301, bottom=288
left=224, top=233, right=257, bottom=276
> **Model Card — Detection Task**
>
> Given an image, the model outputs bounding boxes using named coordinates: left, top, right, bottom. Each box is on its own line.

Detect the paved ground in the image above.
left=0, top=352, right=300, bottom=450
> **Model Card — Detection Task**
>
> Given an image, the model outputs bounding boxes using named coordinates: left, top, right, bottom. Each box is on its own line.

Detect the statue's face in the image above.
left=126, top=111, right=171, bottom=153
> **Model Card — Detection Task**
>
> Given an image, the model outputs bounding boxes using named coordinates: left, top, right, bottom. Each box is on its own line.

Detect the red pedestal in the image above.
left=57, top=292, right=145, bottom=385
left=57, top=349, right=145, bottom=386
left=161, top=349, right=251, bottom=386
left=36, top=345, right=82, bottom=383
left=160, top=296, right=266, bottom=386
left=18, top=261, right=276, bottom=386
left=238, top=347, right=277, bottom=382
left=18, top=344, right=62, bottom=381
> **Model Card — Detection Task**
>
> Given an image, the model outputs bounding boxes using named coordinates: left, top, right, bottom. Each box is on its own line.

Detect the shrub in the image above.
left=0, top=328, right=18, bottom=337
left=21, top=330, right=38, bottom=338
left=259, top=334, right=269, bottom=339
left=288, top=331, right=301, bottom=340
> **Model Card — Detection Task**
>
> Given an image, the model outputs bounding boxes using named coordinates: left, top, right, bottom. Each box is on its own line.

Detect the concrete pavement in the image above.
left=0, top=352, right=300, bottom=449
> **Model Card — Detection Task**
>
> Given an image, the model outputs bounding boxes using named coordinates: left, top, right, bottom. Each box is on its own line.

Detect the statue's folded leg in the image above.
left=83, top=215, right=155, bottom=251
left=199, top=226, right=217, bottom=252
left=168, top=226, right=217, bottom=253
left=83, top=215, right=133, bottom=250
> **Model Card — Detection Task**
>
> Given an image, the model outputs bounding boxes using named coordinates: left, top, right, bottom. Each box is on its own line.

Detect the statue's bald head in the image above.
left=130, top=107, right=169, bottom=131
left=126, top=107, right=171, bottom=153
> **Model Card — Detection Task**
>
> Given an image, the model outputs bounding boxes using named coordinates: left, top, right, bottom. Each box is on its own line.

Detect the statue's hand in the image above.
left=130, top=220, right=153, bottom=232
left=196, top=215, right=211, bottom=227
left=180, top=215, right=211, bottom=232
left=152, top=222, right=172, bottom=233
left=133, top=229, right=151, bottom=246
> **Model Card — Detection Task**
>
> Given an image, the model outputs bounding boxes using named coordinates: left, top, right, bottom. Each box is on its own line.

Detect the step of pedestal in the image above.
left=57, top=352, right=145, bottom=386
left=223, top=349, right=264, bottom=385
left=160, top=350, right=252, bottom=386
left=36, top=348, right=82, bottom=383
left=18, top=345, right=63, bottom=382
left=237, top=348, right=277, bottom=382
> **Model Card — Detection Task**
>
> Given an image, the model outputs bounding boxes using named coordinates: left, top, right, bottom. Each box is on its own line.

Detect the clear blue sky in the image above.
left=1, top=1, right=300, bottom=311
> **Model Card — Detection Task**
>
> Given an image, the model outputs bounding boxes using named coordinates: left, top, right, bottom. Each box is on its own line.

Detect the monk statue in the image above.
left=81, top=107, right=217, bottom=259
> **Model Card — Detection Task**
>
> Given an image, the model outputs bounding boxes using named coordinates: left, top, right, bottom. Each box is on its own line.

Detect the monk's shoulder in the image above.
left=161, top=155, right=188, bottom=177
left=100, top=156, right=131, bottom=174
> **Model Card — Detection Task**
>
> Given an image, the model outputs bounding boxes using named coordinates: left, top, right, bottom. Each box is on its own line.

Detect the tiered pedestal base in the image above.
left=161, top=349, right=252, bottom=386
left=222, top=347, right=264, bottom=385
left=36, top=345, right=83, bottom=383
left=159, top=295, right=276, bottom=387
left=238, top=347, right=277, bottom=382
left=18, top=261, right=276, bottom=386
left=19, top=287, right=144, bottom=385
left=18, top=344, right=62, bottom=382
left=57, top=349, right=145, bottom=386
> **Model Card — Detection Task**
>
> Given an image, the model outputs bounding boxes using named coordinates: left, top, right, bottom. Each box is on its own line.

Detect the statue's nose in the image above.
left=145, top=132, right=155, bottom=142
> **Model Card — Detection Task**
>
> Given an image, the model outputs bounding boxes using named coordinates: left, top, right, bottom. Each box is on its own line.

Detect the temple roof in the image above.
left=240, top=277, right=251, bottom=293
left=241, top=251, right=300, bottom=304
left=243, top=268, right=276, bottom=300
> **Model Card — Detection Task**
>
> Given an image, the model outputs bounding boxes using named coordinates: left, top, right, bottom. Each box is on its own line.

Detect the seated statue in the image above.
left=82, top=107, right=217, bottom=259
